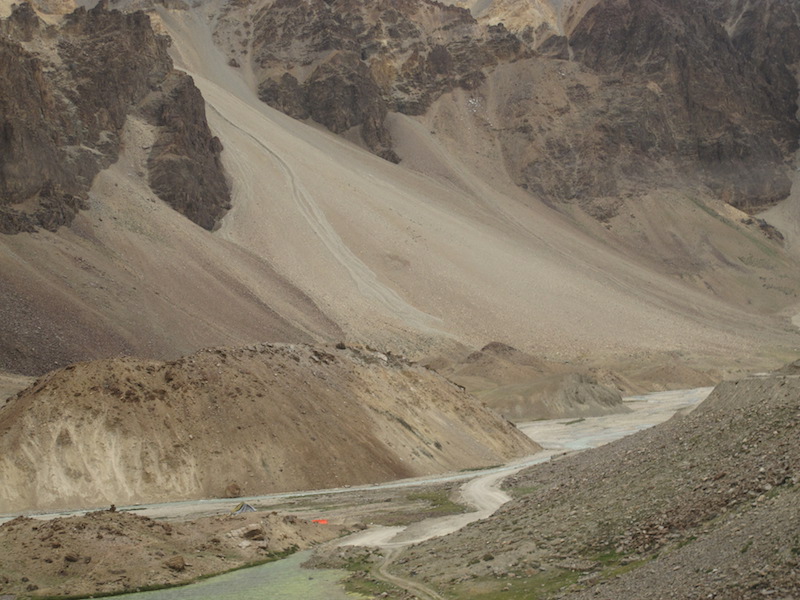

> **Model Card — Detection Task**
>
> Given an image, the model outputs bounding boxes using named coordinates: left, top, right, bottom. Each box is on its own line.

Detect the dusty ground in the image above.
left=0, top=508, right=344, bottom=598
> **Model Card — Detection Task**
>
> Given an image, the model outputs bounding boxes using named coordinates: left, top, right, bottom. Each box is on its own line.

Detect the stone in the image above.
left=163, top=555, right=186, bottom=571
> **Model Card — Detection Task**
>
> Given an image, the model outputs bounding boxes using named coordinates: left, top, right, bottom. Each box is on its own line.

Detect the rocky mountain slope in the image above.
left=0, top=0, right=799, bottom=389
left=0, top=1, right=229, bottom=233
left=392, top=369, right=800, bottom=599
left=210, top=0, right=800, bottom=317
left=0, top=342, right=537, bottom=513
left=213, top=0, right=799, bottom=214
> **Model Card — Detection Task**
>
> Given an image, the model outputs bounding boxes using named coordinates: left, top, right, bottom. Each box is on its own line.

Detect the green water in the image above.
left=94, top=551, right=359, bottom=600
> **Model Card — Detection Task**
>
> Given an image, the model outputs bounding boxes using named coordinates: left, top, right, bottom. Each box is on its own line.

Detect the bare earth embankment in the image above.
left=0, top=509, right=343, bottom=598
left=0, top=343, right=537, bottom=514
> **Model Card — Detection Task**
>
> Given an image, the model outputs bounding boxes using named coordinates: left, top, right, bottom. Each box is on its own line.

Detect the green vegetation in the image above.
left=590, top=549, right=649, bottom=580
left=338, top=552, right=399, bottom=598
left=452, top=569, right=582, bottom=600
left=507, top=484, right=540, bottom=497
left=406, top=490, right=467, bottom=515
left=343, top=574, right=396, bottom=597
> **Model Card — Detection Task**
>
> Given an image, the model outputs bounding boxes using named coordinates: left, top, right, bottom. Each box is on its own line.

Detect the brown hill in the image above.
left=394, top=370, right=800, bottom=599
left=0, top=509, right=343, bottom=598
left=0, top=343, right=538, bottom=513
left=426, top=342, right=628, bottom=420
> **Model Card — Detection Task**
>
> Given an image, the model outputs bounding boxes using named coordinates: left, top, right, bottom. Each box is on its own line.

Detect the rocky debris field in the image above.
left=0, top=508, right=342, bottom=598
left=387, top=369, right=800, bottom=599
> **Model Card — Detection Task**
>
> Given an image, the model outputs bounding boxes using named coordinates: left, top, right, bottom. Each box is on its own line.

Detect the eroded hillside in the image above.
left=0, top=343, right=538, bottom=513
left=0, top=0, right=799, bottom=388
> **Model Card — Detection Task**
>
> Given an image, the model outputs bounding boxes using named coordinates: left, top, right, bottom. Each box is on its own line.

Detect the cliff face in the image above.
left=218, top=0, right=526, bottom=160
left=218, top=0, right=799, bottom=217
left=560, top=0, right=799, bottom=213
left=488, top=0, right=800, bottom=217
left=0, top=1, right=230, bottom=233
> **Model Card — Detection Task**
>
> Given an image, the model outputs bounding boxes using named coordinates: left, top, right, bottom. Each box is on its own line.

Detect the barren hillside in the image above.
left=0, top=343, right=537, bottom=513
left=0, top=509, right=343, bottom=598
left=0, top=0, right=798, bottom=383
left=424, top=342, right=629, bottom=420
left=393, top=369, right=800, bottom=599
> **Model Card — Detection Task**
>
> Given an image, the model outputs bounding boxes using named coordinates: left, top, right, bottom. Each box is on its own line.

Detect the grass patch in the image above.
left=343, top=574, right=396, bottom=597
left=406, top=491, right=466, bottom=514
left=508, top=485, right=540, bottom=498
left=375, top=490, right=467, bottom=526
left=590, top=548, right=650, bottom=580
left=338, top=551, right=401, bottom=598
left=452, top=568, right=582, bottom=600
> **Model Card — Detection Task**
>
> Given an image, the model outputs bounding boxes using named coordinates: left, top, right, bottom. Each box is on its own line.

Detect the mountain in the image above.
left=1, top=0, right=798, bottom=384
left=215, top=0, right=800, bottom=215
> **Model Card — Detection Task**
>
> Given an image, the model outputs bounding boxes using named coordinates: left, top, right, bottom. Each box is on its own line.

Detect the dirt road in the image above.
left=339, top=387, right=712, bottom=549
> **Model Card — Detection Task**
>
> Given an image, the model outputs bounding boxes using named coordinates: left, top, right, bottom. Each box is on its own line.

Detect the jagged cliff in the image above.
left=215, top=0, right=799, bottom=216
left=0, top=1, right=229, bottom=233
left=217, top=0, right=526, bottom=160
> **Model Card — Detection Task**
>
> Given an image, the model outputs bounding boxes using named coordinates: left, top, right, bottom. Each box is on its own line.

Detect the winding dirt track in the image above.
left=337, top=388, right=712, bottom=598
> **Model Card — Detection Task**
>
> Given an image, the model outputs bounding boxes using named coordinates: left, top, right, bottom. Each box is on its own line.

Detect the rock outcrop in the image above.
left=216, top=0, right=526, bottom=159
left=142, top=73, right=231, bottom=231
left=561, top=0, right=799, bottom=213
left=219, top=0, right=799, bottom=217
left=0, top=1, right=230, bottom=233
